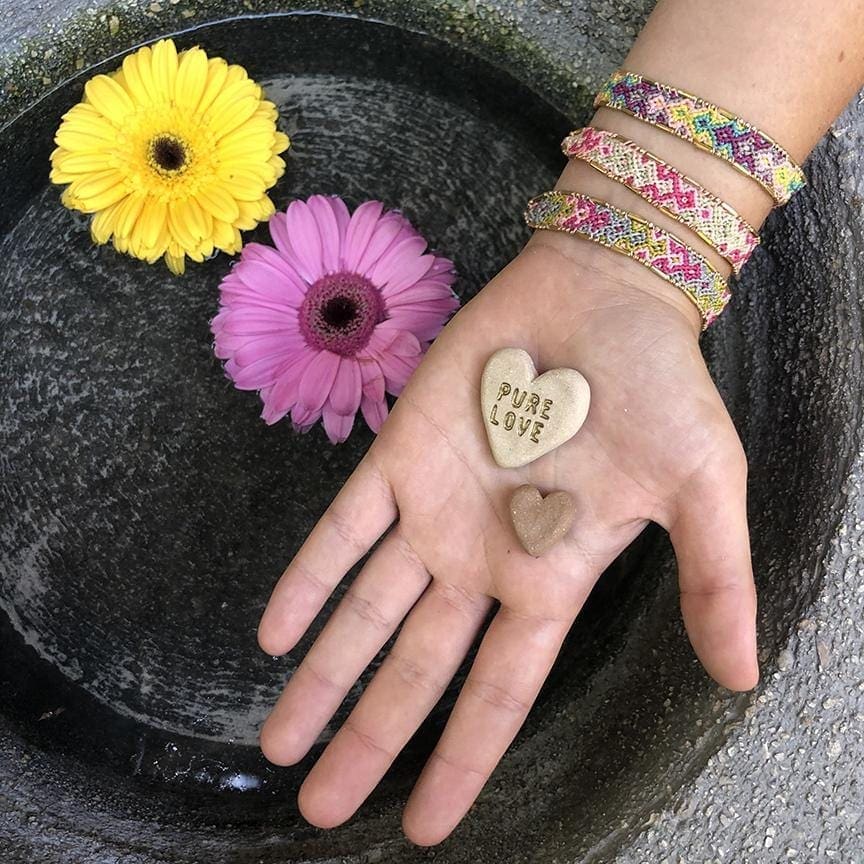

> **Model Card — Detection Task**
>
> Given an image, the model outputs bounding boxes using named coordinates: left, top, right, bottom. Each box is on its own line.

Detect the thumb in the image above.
left=667, top=453, right=759, bottom=691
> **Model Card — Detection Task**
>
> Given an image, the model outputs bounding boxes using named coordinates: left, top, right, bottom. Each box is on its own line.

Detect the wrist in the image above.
left=523, top=175, right=707, bottom=340
left=522, top=227, right=704, bottom=341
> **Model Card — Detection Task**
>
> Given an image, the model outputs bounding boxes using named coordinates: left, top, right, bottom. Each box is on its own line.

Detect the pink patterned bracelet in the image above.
left=524, top=191, right=731, bottom=330
left=562, top=127, right=760, bottom=275
left=594, top=69, right=805, bottom=205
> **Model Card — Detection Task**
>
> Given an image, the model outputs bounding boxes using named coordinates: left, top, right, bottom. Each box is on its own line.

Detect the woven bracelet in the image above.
left=593, top=69, right=805, bottom=205
left=561, top=127, right=760, bottom=274
left=524, top=190, right=731, bottom=330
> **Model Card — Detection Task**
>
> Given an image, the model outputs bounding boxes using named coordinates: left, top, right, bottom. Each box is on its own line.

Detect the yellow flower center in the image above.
left=114, top=105, right=219, bottom=203
left=147, top=133, right=190, bottom=176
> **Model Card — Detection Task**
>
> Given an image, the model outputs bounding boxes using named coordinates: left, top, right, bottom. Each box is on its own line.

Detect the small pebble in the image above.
left=817, top=640, right=832, bottom=669
left=509, top=484, right=575, bottom=557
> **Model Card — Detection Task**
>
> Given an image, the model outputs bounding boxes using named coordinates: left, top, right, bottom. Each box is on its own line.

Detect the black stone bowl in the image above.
left=2, top=5, right=863, bottom=863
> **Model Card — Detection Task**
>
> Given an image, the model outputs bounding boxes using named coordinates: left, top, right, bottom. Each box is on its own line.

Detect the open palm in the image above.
left=257, top=236, right=758, bottom=845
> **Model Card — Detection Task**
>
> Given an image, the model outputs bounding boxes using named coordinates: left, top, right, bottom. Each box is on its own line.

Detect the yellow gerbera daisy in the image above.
left=49, top=38, right=291, bottom=274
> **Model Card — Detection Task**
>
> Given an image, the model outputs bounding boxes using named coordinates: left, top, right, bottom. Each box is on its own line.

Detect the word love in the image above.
left=480, top=348, right=590, bottom=468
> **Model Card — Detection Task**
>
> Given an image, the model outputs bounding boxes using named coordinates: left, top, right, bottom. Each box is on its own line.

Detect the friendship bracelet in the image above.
left=561, top=127, right=760, bottom=275
left=593, top=69, right=806, bottom=205
left=524, top=191, right=731, bottom=330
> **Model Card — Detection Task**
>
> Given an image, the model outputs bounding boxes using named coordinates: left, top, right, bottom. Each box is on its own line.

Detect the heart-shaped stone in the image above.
left=509, top=485, right=575, bottom=557
left=481, top=347, right=590, bottom=468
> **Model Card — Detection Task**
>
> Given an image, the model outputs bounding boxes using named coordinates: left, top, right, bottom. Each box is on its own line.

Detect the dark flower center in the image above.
left=321, top=295, right=359, bottom=329
left=148, top=134, right=188, bottom=174
left=299, top=272, right=384, bottom=356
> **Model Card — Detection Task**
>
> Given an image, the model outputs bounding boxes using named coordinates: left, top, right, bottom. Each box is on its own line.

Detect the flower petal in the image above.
left=358, top=357, right=386, bottom=402
left=428, top=255, right=457, bottom=277
left=329, top=196, right=352, bottom=268
left=285, top=199, right=325, bottom=281
left=377, top=352, right=422, bottom=395
left=307, top=194, right=342, bottom=275
left=354, top=215, right=404, bottom=278
left=233, top=256, right=307, bottom=308
left=298, top=349, right=340, bottom=412
left=174, top=46, right=209, bottom=112
left=368, top=326, right=423, bottom=358
left=328, top=357, right=362, bottom=416
left=322, top=404, right=356, bottom=444
left=234, top=334, right=303, bottom=367
left=269, top=204, right=324, bottom=284
left=229, top=348, right=305, bottom=390
left=121, top=49, right=156, bottom=106
left=361, top=396, right=388, bottom=434
left=261, top=352, right=315, bottom=423
left=385, top=282, right=459, bottom=307
left=366, top=328, right=423, bottom=395
left=90, top=200, right=121, bottom=243
left=211, top=95, right=263, bottom=141
left=84, top=74, right=136, bottom=125
left=378, top=253, right=436, bottom=299
left=342, top=199, right=384, bottom=272
left=384, top=305, right=458, bottom=341
left=196, top=57, right=230, bottom=116
left=51, top=150, right=112, bottom=175
left=217, top=308, right=301, bottom=336
left=66, top=170, right=128, bottom=211
left=197, top=184, right=241, bottom=224
left=291, top=401, right=322, bottom=431
left=139, top=199, right=168, bottom=250
left=114, top=192, right=146, bottom=239
left=243, top=241, right=308, bottom=282
left=375, top=213, right=421, bottom=262
left=368, top=235, right=428, bottom=291
left=218, top=283, right=304, bottom=317
left=151, top=39, right=179, bottom=101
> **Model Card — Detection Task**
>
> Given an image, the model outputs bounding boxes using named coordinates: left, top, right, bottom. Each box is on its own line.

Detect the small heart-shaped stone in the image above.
left=481, top=348, right=590, bottom=468
left=509, top=485, right=575, bottom=557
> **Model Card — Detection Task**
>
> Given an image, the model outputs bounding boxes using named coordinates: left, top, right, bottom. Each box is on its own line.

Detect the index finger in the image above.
left=670, top=456, right=759, bottom=691
left=257, top=453, right=397, bottom=656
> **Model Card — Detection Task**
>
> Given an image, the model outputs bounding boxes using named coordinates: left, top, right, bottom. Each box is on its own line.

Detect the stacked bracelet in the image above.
left=593, top=69, right=806, bottom=205
left=561, top=127, right=760, bottom=275
left=524, top=69, right=806, bottom=330
left=524, top=191, right=731, bottom=330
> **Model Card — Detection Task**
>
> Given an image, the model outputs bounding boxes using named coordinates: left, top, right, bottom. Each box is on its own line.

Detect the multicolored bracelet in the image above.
left=593, top=69, right=806, bottom=205
left=561, top=127, right=760, bottom=275
left=523, top=190, right=731, bottom=330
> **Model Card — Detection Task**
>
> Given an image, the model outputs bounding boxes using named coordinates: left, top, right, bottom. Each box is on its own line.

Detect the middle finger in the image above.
left=297, top=578, right=493, bottom=828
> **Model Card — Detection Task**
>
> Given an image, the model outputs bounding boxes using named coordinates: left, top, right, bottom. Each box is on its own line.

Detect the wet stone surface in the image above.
left=1, top=2, right=863, bottom=863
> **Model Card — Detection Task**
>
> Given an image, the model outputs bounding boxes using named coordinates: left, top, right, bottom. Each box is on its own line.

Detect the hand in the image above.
left=256, top=232, right=759, bottom=845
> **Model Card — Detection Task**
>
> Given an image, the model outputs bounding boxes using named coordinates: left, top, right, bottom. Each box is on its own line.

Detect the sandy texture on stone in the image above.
left=509, top=484, right=575, bottom=556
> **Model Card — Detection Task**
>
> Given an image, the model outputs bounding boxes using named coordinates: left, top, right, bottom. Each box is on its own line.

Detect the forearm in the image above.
left=534, top=0, right=864, bottom=333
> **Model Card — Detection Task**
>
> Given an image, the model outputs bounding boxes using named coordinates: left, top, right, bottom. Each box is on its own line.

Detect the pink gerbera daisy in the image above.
left=211, top=194, right=460, bottom=443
